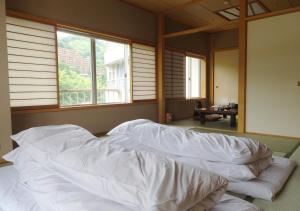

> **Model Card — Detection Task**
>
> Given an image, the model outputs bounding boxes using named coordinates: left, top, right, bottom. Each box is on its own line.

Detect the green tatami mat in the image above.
left=191, top=127, right=300, bottom=156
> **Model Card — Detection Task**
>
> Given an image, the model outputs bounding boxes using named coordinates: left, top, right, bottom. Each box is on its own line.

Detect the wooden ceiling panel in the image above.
left=169, top=10, right=204, bottom=27
left=123, top=0, right=170, bottom=12
left=184, top=3, right=227, bottom=24
left=161, top=0, right=192, bottom=8
left=199, top=0, right=240, bottom=11
left=259, top=0, right=297, bottom=11
left=122, top=0, right=300, bottom=33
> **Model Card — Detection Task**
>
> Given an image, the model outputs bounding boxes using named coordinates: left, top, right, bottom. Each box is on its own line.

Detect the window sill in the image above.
left=166, top=98, right=206, bottom=102
left=11, top=100, right=157, bottom=115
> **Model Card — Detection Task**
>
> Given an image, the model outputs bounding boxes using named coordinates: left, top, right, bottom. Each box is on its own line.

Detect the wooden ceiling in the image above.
left=122, top=0, right=300, bottom=33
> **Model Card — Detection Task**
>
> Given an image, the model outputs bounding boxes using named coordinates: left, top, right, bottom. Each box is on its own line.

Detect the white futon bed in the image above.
left=0, top=120, right=296, bottom=211
left=0, top=165, right=259, bottom=211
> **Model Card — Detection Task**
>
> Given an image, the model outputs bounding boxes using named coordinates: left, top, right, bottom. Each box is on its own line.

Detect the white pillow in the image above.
left=107, top=119, right=152, bottom=136
left=11, top=124, right=95, bottom=147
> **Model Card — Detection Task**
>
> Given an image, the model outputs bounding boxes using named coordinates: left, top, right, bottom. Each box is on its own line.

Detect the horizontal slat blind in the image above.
left=164, top=50, right=172, bottom=99
left=132, top=43, right=156, bottom=101
left=6, top=16, right=58, bottom=107
left=164, top=49, right=186, bottom=99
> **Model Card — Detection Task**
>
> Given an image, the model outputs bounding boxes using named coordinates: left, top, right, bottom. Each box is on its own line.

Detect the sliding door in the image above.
left=214, top=49, right=239, bottom=105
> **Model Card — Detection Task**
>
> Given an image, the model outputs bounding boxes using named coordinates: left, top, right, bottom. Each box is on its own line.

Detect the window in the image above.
left=96, top=39, right=130, bottom=104
left=7, top=16, right=156, bottom=110
left=186, top=56, right=206, bottom=99
left=57, top=30, right=131, bottom=106
left=57, top=31, right=93, bottom=106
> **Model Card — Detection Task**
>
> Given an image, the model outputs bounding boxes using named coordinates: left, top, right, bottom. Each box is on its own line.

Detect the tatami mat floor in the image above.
left=169, top=118, right=237, bottom=132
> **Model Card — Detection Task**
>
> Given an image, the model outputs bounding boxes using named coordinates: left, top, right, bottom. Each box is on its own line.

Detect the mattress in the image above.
left=0, top=165, right=259, bottom=211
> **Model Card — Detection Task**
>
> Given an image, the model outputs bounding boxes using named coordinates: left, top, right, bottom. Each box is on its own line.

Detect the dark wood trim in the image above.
left=11, top=104, right=59, bottom=112
left=208, top=35, right=214, bottom=106
left=11, top=100, right=158, bottom=115
left=54, top=26, right=60, bottom=107
left=238, top=0, right=247, bottom=133
left=164, top=20, right=239, bottom=38
left=130, top=41, right=134, bottom=103
left=0, top=159, right=10, bottom=165
left=157, top=14, right=165, bottom=123
left=94, top=131, right=108, bottom=137
left=166, top=98, right=205, bottom=102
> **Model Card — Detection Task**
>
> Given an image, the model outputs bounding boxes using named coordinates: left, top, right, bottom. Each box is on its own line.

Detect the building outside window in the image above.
left=57, top=30, right=130, bottom=106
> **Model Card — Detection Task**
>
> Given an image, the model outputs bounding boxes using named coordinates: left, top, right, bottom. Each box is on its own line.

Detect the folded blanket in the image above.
left=228, top=156, right=297, bottom=200
left=8, top=125, right=228, bottom=211
left=108, top=119, right=272, bottom=165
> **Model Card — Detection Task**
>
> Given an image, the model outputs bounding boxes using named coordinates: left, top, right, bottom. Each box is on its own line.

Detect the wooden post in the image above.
left=238, top=0, right=247, bottom=133
left=208, top=34, right=214, bottom=106
left=157, top=14, right=166, bottom=123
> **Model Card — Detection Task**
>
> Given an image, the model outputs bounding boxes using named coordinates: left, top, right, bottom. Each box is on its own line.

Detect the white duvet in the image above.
left=106, top=120, right=296, bottom=200
left=7, top=125, right=228, bottom=211
left=108, top=119, right=271, bottom=165
left=0, top=165, right=260, bottom=211
left=105, top=134, right=270, bottom=181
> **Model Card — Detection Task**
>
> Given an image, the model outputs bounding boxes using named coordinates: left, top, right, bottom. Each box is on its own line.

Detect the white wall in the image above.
left=0, top=0, right=13, bottom=156
left=214, top=49, right=239, bottom=105
left=246, top=11, right=300, bottom=138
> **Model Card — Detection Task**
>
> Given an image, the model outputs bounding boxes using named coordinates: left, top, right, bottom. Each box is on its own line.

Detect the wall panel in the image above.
left=246, top=11, right=300, bottom=138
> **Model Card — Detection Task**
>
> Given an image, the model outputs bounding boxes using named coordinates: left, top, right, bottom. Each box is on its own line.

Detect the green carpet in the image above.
left=191, top=127, right=300, bottom=157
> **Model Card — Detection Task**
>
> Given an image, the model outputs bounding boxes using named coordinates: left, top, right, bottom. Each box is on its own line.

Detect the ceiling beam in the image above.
left=162, top=0, right=204, bottom=14
left=163, top=20, right=239, bottom=38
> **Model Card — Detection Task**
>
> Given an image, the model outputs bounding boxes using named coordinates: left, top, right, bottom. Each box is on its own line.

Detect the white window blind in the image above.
left=6, top=16, right=58, bottom=107
left=164, top=49, right=186, bottom=99
left=132, top=43, right=156, bottom=101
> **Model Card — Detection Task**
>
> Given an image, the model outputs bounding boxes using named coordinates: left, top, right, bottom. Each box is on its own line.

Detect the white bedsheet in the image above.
left=0, top=165, right=260, bottom=211
left=0, top=165, right=40, bottom=211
